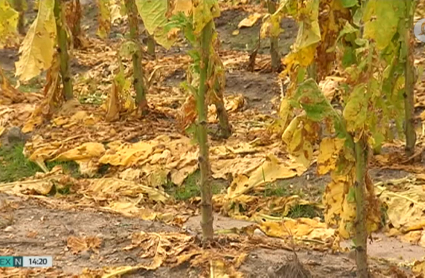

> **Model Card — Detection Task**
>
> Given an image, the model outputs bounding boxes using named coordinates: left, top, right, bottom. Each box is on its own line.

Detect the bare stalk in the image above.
left=403, top=0, right=417, bottom=156
left=197, top=20, right=214, bottom=243
left=267, top=0, right=281, bottom=72
left=354, top=135, right=369, bottom=278
left=14, top=0, right=26, bottom=35
left=125, top=0, right=148, bottom=114
left=54, top=0, right=73, bottom=100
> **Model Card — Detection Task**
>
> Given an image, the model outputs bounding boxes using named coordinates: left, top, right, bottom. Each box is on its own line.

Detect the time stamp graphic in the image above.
left=0, top=256, right=52, bottom=268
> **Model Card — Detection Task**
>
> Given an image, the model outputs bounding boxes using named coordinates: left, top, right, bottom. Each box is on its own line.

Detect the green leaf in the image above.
left=340, top=0, right=357, bottom=8
left=363, top=0, right=405, bottom=50
left=293, top=79, right=334, bottom=122
left=135, top=0, right=174, bottom=49
left=342, top=46, right=356, bottom=67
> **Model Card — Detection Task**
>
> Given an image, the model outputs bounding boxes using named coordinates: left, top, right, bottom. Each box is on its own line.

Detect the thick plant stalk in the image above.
left=403, top=0, right=417, bottom=156
left=267, top=0, right=281, bottom=72
left=354, top=136, right=368, bottom=278
left=125, top=0, right=148, bottom=114
left=14, top=0, right=26, bottom=35
left=54, top=0, right=73, bottom=100
left=197, top=20, right=214, bottom=243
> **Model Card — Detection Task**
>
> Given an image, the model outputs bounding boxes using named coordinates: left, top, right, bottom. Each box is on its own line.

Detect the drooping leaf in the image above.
left=192, top=0, right=220, bottom=35
left=15, top=0, right=56, bottom=81
left=293, top=0, right=321, bottom=51
left=317, top=137, right=346, bottom=175
left=292, top=79, right=334, bottom=122
left=96, top=0, right=111, bottom=39
left=135, top=0, right=174, bottom=49
left=342, top=83, right=368, bottom=133
left=363, top=0, right=405, bottom=50
left=282, top=115, right=320, bottom=168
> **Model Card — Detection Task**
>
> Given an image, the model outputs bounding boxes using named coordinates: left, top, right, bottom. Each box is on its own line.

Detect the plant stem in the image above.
left=14, top=0, right=26, bottom=35
left=354, top=136, right=369, bottom=278
left=125, top=0, right=147, bottom=114
left=267, top=0, right=281, bottom=72
left=197, top=20, right=214, bottom=243
left=307, top=62, right=317, bottom=82
left=54, top=0, right=73, bottom=100
left=403, top=0, right=417, bottom=156
left=146, top=34, right=156, bottom=58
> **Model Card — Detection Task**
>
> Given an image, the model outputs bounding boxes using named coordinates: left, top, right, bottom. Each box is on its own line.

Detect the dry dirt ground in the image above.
left=0, top=2, right=425, bottom=278
left=1, top=193, right=422, bottom=278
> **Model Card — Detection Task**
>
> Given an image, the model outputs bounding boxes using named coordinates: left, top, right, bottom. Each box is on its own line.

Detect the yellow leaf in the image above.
left=317, top=137, right=345, bottom=175
left=257, top=217, right=336, bottom=244
left=378, top=184, right=425, bottom=232
left=226, top=154, right=300, bottom=198
left=87, top=178, right=169, bottom=203
left=322, top=172, right=355, bottom=239
left=99, top=141, right=155, bottom=166
left=96, top=0, right=111, bottom=39
left=170, top=0, right=192, bottom=16
left=412, top=259, right=425, bottom=277
left=282, top=116, right=317, bottom=168
left=0, top=0, right=19, bottom=47
left=105, top=80, right=120, bottom=122
left=15, top=0, right=56, bottom=81
left=238, top=12, right=263, bottom=28
left=51, top=142, right=105, bottom=162
left=193, top=0, right=220, bottom=34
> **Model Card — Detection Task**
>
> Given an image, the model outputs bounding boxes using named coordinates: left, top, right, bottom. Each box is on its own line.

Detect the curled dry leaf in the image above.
left=67, top=235, right=102, bottom=254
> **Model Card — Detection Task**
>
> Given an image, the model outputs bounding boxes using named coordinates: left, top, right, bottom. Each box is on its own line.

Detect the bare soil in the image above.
left=0, top=193, right=419, bottom=278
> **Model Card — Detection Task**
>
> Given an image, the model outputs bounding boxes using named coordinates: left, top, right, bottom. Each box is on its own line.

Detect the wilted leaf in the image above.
left=363, top=0, right=404, bottom=50
left=343, top=83, right=368, bottom=133
left=96, top=0, right=111, bottom=39
left=15, top=0, right=56, bottom=81
left=377, top=183, right=425, bottom=233
left=192, top=0, right=220, bottom=34
left=226, top=154, right=301, bottom=198
left=293, top=79, right=334, bottom=122
left=238, top=13, right=263, bottom=28
left=255, top=216, right=336, bottom=248
left=67, top=236, right=102, bottom=254
left=317, top=137, right=345, bottom=175
left=136, top=0, right=174, bottom=49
